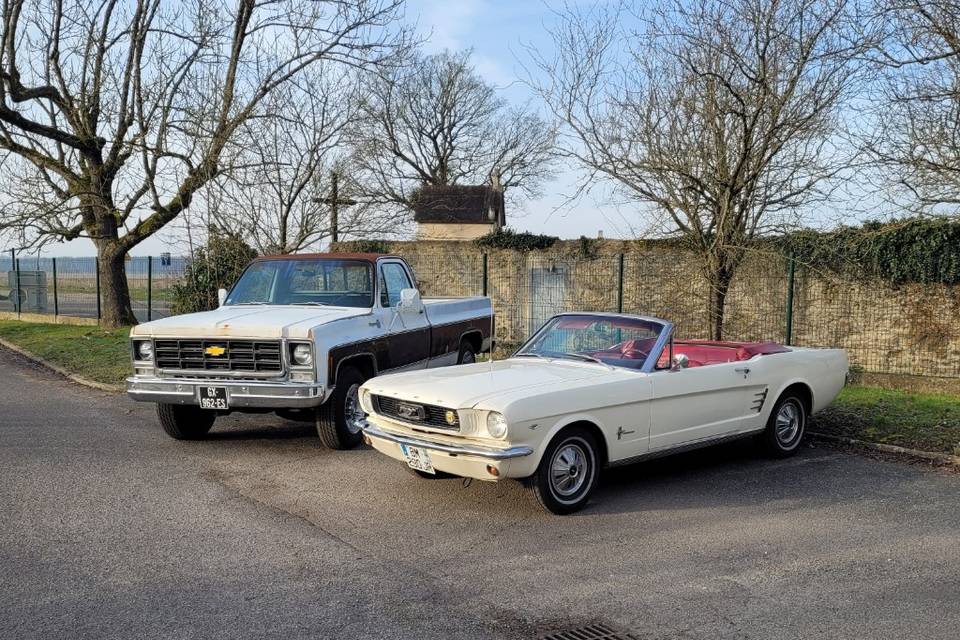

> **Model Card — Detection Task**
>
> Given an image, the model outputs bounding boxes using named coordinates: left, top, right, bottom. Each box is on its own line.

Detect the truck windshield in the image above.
left=225, top=259, right=375, bottom=308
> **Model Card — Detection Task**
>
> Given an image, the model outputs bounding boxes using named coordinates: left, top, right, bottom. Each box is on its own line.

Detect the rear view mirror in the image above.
left=217, top=288, right=228, bottom=307
left=398, top=288, right=422, bottom=314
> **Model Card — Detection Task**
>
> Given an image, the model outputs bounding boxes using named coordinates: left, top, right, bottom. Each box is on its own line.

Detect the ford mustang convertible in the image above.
left=360, top=312, right=848, bottom=514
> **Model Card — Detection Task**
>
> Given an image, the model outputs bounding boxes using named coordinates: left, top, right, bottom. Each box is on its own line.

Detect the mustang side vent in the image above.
left=751, top=387, right=769, bottom=413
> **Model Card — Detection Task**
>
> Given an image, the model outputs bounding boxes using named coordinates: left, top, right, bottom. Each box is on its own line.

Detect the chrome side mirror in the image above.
left=217, top=288, right=228, bottom=307
left=398, top=288, right=422, bottom=314
left=671, top=353, right=689, bottom=370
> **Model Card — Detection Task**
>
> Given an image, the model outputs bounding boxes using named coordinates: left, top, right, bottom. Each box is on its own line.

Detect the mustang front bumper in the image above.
left=126, top=376, right=326, bottom=409
left=362, top=422, right=534, bottom=481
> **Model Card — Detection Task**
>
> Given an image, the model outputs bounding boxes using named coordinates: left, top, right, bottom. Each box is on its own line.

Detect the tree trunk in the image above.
left=96, top=241, right=138, bottom=328
left=706, top=269, right=733, bottom=341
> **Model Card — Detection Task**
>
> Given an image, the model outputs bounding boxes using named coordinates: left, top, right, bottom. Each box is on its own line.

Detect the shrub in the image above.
left=475, top=227, right=558, bottom=252
left=171, top=232, right=258, bottom=314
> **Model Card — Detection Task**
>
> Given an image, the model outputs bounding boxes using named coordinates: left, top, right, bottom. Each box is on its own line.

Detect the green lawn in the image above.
left=0, top=320, right=130, bottom=386
left=812, top=386, right=960, bottom=456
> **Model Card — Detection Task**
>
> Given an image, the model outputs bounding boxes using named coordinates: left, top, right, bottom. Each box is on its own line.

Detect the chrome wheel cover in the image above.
left=344, top=383, right=365, bottom=435
left=775, top=400, right=803, bottom=446
left=550, top=442, right=590, bottom=498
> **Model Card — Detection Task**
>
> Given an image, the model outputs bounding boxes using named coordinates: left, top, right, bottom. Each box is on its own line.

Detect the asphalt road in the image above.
left=2, top=347, right=959, bottom=640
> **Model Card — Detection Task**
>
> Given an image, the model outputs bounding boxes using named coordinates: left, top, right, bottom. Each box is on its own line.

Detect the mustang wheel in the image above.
left=156, top=403, right=216, bottom=440
left=761, top=391, right=807, bottom=457
left=529, top=426, right=599, bottom=515
left=457, top=341, right=476, bottom=364
left=315, top=366, right=367, bottom=450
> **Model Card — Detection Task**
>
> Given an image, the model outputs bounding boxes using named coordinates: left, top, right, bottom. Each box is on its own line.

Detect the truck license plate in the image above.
left=400, top=444, right=434, bottom=474
left=199, top=386, right=228, bottom=410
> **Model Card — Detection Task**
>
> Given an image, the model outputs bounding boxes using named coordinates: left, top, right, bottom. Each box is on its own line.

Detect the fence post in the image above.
left=147, top=256, right=153, bottom=322
left=52, top=257, right=59, bottom=317
left=616, top=253, right=625, bottom=313
left=95, top=257, right=101, bottom=321
left=13, top=251, right=21, bottom=317
left=481, top=253, right=488, bottom=297
left=785, top=254, right=796, bottom=345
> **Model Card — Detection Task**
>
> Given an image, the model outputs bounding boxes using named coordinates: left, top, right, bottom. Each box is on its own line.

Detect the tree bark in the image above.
left=706, top=268, right=733, bottom=341
left=96, top=240, right=138, bottom=328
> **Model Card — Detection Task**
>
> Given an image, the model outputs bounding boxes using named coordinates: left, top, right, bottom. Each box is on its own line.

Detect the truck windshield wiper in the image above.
left=514, top=352, right=549, bottom=359
left=290, top=301, right=329, bottom=306
left=234, top=301, right=270, bottom=306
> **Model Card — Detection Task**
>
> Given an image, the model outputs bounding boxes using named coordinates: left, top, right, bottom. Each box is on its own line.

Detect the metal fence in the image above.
left=1, top=252, right=186, bottom=322
left=3, top=248, right=958, bottom=379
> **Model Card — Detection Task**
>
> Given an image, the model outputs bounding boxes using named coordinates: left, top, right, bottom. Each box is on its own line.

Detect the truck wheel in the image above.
left=528, top=426, right=599, bottom=515
left=457, top=341, right=477, bottom=364
left=760, top=392, right=807, bottom=458
left=156, top=403, right=216, bottom=440
left=315, top=366, right=367, bottom=450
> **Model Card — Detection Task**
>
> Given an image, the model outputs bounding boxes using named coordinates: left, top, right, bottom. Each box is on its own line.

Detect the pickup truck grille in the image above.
left=372, top=395, right=459, bottom=431
left=154, top=339, right=283, bottom=374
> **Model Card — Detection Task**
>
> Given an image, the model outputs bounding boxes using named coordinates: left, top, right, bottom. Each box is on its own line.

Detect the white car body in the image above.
left=361, top=313, right=848, bottom=486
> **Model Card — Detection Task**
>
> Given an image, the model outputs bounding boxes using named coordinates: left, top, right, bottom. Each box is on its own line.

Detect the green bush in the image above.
left=171, top=232, right=258, bottom=315
left=778, top=217, right=960, bottom=285
left=335, top=239, right=392, bottom=254
left=475, top=227, right=558, bottom=252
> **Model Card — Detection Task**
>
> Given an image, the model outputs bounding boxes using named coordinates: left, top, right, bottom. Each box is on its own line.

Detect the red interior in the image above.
left=656, top=340, right=790, bottom=368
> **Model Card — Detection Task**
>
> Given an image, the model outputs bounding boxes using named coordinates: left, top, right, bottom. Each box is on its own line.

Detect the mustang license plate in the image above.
left=198, top=386, right=228, bottom=410
left=400, top=444, right=434, bottom=474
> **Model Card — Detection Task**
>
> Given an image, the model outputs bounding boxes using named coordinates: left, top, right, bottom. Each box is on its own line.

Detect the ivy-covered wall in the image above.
left=335, top=224, right=960, bottom=381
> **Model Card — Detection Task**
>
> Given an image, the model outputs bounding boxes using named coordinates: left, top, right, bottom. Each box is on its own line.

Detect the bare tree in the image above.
left=865, top=0, right=960, bottom=210
left=0, top=0, right=406, bottom=327
left=532, top=0, right=872, bottom=339
left=348, top=49, right=556, bottom=209
left=207, top=71, right=404, bottom=254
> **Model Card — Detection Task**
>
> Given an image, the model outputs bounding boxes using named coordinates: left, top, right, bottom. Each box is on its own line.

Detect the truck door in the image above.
left=375, top=260, right=430, bottom=371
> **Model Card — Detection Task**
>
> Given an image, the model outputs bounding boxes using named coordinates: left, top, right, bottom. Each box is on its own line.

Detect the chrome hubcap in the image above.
left=344, top=383, right=365, bottom=434
left=776, top=401, right=802, bottom=445
left=551, top=443, right=589, bottom=497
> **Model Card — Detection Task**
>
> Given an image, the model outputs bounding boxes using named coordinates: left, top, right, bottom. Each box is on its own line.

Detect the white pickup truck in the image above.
left=127, top=253, right=494, bottom=449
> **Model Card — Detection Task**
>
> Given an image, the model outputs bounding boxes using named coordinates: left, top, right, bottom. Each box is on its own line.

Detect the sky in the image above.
left=13, top=0, right=639, bottom=258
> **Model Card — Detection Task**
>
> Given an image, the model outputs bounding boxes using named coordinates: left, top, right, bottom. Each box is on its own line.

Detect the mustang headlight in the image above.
left=291, top=343, right=313, bottom=367
left=485, top=411, right=508, bottom=439
left=136, top=340, right=153, bottom=361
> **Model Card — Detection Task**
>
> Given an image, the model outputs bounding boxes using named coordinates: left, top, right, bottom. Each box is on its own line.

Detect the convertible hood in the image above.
left=130, top=305, right=369, bottom=339
left=365, top=359, right=617, bottom=409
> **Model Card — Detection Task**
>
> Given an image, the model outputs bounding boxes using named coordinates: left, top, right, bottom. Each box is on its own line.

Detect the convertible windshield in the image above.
left=226, top=259, right=374, bottom=308
left=516, top=314, right=668, bottom=370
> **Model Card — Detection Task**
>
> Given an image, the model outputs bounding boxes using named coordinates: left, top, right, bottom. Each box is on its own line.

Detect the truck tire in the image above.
left=315, top=366, right=367, bottom=450
left=156, top=403, right=216, bottom=440
left=458, top=341, right=477, bottom=364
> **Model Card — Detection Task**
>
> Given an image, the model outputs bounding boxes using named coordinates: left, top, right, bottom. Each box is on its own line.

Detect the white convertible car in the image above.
left=360, top=312, right=848, bottom=514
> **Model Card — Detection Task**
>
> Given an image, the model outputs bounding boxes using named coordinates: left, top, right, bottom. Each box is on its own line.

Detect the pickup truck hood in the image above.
left=364, top=358, right=617, bottom=409
left=130, top=305, right=370, bottom=339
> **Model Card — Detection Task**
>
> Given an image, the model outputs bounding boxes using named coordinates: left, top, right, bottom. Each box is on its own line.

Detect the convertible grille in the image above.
left=372, top=395, right=459, bottom=431
left=154, top=339, right=283, bottom=375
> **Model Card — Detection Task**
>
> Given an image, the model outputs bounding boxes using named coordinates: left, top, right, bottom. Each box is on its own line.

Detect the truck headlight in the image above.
left=136, top=340, right=153, bottom=361
left=485, top=411, right=508, bottom=439
left=291, top=343, right=313, bottom=366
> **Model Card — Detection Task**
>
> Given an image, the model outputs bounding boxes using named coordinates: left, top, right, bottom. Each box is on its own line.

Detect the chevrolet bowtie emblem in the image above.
left=204, top=346, right=226, bottom=357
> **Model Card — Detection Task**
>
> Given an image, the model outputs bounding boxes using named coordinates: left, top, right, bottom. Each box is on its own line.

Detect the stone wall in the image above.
left=342, top=239, right=960, bottom=379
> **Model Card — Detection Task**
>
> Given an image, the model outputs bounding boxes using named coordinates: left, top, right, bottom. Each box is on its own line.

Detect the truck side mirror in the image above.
left=398, top=288, right=422, bottom=314
left=217, top=288, right=228, bottom=307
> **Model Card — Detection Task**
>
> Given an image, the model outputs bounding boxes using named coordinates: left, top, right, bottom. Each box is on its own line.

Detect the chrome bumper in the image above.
left=362, top=423, right=533, bottom=460
left=126, top=376, right=326, bottom=409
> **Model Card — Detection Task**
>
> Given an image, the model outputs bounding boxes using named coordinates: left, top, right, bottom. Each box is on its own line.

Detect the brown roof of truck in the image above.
left=254, top=252, right=398, bottom=263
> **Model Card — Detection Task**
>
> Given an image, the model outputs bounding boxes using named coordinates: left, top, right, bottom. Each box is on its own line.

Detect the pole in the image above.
left=95, top=257, right=101, bottom=321
left=785, top=254, right=796, bottom=345
left=52, top=257, right=59, bottom=317
left=482, top=253, right=488, bottom=297
left=330, top=172, right=339, bottom=244
left=617, top=253, right=625, bottom=313
left=13, top=250, right=21, bottom=316
left=147, top=256, right=153, bottom=322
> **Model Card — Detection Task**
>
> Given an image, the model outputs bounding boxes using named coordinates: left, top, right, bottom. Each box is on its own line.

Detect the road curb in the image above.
left=809, top=431, right=960, bottom=466
left=0, top=337, right=124, bottom=393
